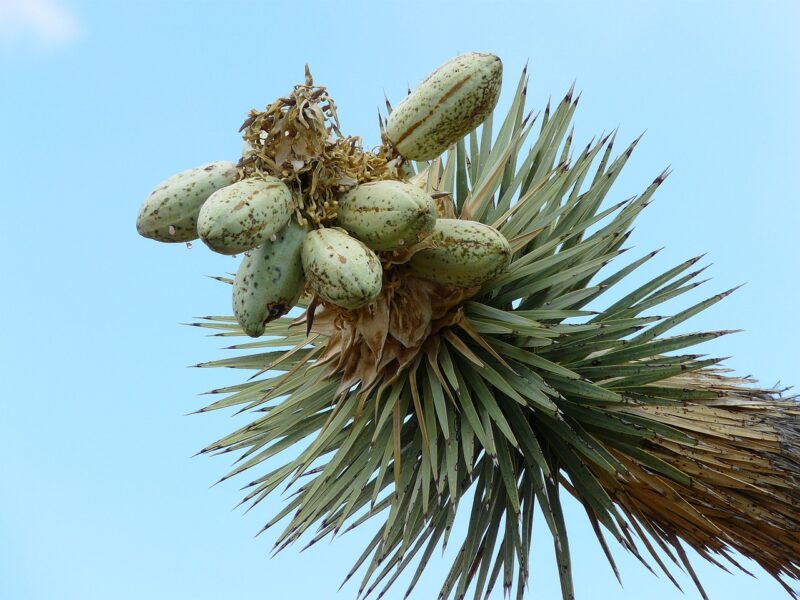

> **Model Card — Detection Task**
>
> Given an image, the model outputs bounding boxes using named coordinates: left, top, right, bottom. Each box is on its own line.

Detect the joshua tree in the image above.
left=137, top=54, right=800, bottom=599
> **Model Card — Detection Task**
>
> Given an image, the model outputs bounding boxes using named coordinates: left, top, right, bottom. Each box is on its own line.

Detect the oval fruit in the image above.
left=301, top=228, right=382, bottom=309
left=197, top=176, right=292, bottom=255
left=409, top=219, right=511, bottom=288
left=136, top=161, right=238, bottom=243
left=335, top=180, right=437, bottom=251
left=233, top=220, right=308, bottom=337
left=385, top=52, right=502, bottom=161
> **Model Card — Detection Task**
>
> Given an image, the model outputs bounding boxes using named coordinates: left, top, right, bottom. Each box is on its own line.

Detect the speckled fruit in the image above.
left=385, top=52, right=502, bottom=161
left=233, top=220, right=308, bottom=338
left=301, top=228, right=382, bottom=309
left=409, top=219, right=511, bottom=288
left=197, top=176, right=292, bottom=255
left=335, top=180, right=437, bottom=251
left=136, top=161, right=238, bottom=243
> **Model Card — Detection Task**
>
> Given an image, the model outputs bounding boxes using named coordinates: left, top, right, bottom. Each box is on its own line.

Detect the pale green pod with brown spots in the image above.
left=409, top=219, right=511, bottom=288
left=385, top=52, right=502, bottom=161
left=136, top=161, right=238, bottom=243
left=197, top=176, right=292, bottom=255
left=233, top=220, right=308, bottom=338
left=301, top=228, right=382, bottom=309
left=335, top=180, right=437, bottom=251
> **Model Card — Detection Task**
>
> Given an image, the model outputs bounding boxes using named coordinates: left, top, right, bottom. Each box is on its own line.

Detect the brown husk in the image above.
left=238, top=66, right=401, bottom=226
left=305, top=271, right=478, bottom=397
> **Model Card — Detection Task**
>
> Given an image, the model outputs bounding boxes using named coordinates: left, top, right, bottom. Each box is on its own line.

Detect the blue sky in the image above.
left=1, top=1, right=798, bottom=599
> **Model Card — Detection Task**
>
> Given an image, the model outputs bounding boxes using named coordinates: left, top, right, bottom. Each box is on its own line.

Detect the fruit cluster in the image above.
left=136, top=52, right=511, bottom=337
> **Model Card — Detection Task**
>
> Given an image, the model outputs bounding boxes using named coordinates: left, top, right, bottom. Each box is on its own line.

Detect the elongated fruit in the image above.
left=233, top=220, right=308, bottom=337
left=301, top=228, right=382, bottom=309
left=409, top=218, right=511, bottom=287
left=197, top=176, right=292, bottom=255
left=336, top=180, right=437, bottom=251
left=136, top=161, right=238, bottom=242
left=385, top=52, right=502, bottom=161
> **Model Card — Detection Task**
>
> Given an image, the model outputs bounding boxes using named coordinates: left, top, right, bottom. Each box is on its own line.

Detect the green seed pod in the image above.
left=409, top=219, right=511, bottom=288
left=335, top=180, right=437, bottom=251
left=233, top=220, right=308, bottom=338
left=136, top=161, right=238, bottom=243
left=301, top=228, right=383, bottom=310
left=197, top=176, right=292, bottom=255
left=385, top=52, right=502, bottom=161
